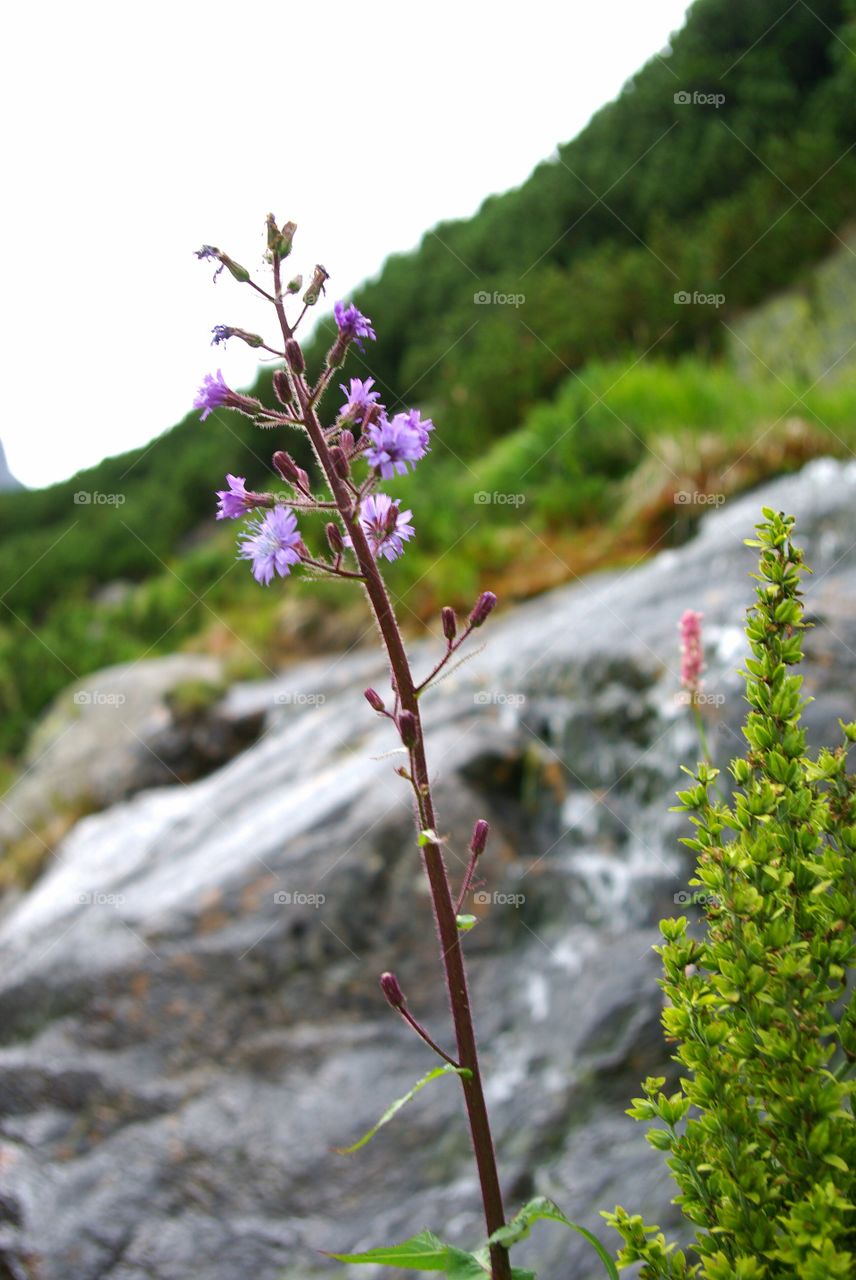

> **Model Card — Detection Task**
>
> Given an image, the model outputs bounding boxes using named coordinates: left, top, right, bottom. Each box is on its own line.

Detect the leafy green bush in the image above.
left=605, top=509, right=856, bottom=1278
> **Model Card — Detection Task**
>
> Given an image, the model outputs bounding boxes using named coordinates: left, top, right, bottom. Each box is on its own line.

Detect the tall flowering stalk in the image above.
left=194, top=221, right=514, bottom=1279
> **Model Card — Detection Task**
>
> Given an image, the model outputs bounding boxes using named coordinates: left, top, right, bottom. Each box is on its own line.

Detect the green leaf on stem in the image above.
left=326, top=1237, right=535, bottom=1277
left=334, top=1064, right=471, bottom=1155
left=486, top=1197, right=619, bottom=1280
left=325, top=1231, right=451, bottom=1268
left=456, top=914, right=477, bottom=931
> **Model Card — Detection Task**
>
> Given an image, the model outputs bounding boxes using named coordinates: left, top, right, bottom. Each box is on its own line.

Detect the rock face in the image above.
left=0, top=655, right=266, bottom=867
left=1, top=459, right=855, bottom=1280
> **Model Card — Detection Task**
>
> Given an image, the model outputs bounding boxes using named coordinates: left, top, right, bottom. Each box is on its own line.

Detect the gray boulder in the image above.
left=1, top=459, right=855, bottom=1279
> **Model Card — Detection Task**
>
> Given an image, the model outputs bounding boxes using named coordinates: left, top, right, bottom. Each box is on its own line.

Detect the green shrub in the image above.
left=604, top=510, right=856, bottom=1277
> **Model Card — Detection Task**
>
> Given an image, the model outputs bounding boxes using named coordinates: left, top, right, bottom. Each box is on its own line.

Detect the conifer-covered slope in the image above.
left=1, top=0, right=854, bottom=758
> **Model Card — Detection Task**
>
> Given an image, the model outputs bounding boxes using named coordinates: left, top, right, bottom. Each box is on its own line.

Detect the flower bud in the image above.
left=339, top=429, right=355, bottom=457
left=326, top=522, right=344, bottom=555
left=441, top=607, right=457, bottom=642
left=469, top=591, right=497, bottom=628
left=380, top=971, right=406, bottom=1010
left=286, top=273, right=303, bottom=294
left=304, top=265, right=330, bottom=306
left=398, top=711, right=418, bottom=749
left=329, top=446, right=350, bottom=480
left=364, top=687, right=386, bottom=713
left=285, top=339, right=305, bottom=374
left=273, top=370, right=292, bottom=407
left=469, top=819, right=489, bottom=858
left=279, top=219, right=297, bottom=257
left=273, top=450, right=298, bottom=482
left=272, top=451, right=310, bottom=492
left=219, top=252, right=250, bottom=283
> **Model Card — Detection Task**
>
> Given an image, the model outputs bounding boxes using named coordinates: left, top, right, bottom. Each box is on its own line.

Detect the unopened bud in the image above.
left=364, top=687, right=386, bottom=714
left=285, top=339, right=305, bottom=374
left=469, top=591, right=497, bottom=628
left=279, top=220, right=297, bottom=257
left=469, top=819, right=489, bottom=858
left=380, top=971, right=406, bottom=1010
left=339, top=429, right=355, bottom=457
left=286, top=273, right=303, bottom=294
left=220, top=252, right=250, bottom=283
left=329, top=446, right=350, bottom=480
left=398, top=711, right=418, bottom=749
left=273, top=370, right=292, bottom=406
left=326, top=522, right=344, bottom=555
left=441, top=607, right=457, bottom=642
left=304, top=264, right=330, bottom=306
left=272, top=451, right=310, bottom=492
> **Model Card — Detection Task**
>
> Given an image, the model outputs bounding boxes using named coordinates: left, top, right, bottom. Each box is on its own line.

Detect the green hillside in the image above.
left=1, top=0, right=855, bottom=760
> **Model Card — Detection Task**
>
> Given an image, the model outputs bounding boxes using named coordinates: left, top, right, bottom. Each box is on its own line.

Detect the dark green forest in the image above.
left=1, top=0, right=855, bottom=759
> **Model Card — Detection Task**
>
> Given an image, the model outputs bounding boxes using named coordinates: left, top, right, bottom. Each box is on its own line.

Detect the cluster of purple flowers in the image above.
left=197, top=300, right=433, bottom=584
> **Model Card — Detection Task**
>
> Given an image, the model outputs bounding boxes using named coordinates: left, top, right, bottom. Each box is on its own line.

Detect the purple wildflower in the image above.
left=364, top=411, right=430, bottom=478
left=211, top=325, right=232, bottom=346
left=339, top=377, right=382, bottom=425
left=194, top=370, right=230, bottom=421
left=215, top=474, right=258, bottom=520
left=334, top=300, right=376, bottom=350
left=351, top=493, right=414, bottom=562
left=238, top=507, right=303, bottom=585
left=400, top=408, right=434, bottom=448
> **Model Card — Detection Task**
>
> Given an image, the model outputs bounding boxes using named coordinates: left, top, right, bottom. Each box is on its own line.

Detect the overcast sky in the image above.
left=2, top=0, right=691, bottom=489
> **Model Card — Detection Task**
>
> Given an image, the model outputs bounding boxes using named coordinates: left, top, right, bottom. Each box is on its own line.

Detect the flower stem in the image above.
left=269, top=265, right=511, bottom=1279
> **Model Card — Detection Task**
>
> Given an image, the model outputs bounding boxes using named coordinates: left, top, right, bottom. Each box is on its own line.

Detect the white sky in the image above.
left=1, top=0, right=690, bottom=489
